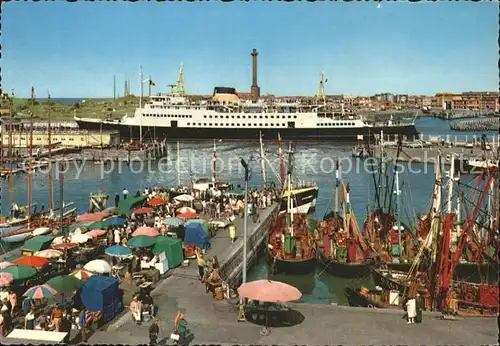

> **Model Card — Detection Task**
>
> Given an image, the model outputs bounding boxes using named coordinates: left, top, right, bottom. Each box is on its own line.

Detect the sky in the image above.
left=2, top=2, right=499, bottom=98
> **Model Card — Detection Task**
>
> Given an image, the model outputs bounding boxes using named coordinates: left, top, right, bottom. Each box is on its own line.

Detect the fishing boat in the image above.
left=363, top=134, right=418, bottom=270
left=1, top=228, right=34, bottom=243
left=277, top=136, right=318, bottom=214
left=344, top=286, right=401, bottom=309
left=266, top=151, right=317, bottom=275
left=316, top=162, right=378, bottom=278
left=371, top=268, right=410, bottom=294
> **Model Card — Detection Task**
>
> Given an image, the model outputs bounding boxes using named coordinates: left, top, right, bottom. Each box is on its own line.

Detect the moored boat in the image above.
left=344, top=286, right=401, bottom=309
left=372, top=268, right=410, bottom=294
left=1, top=227, right=34, bottom=243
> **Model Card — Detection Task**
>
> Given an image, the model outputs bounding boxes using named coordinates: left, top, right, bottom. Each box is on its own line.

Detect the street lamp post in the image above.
left=240, top=158, right=249, bottom=284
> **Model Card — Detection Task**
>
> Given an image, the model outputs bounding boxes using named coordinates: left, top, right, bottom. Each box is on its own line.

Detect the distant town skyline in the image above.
left=2, top=2, right=498, bottom=98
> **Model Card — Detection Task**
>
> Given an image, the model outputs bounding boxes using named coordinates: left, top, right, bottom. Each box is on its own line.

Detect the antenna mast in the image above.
left=316, top=71, right=326, bottom=105
left=176, top=62, right=185, bottom=96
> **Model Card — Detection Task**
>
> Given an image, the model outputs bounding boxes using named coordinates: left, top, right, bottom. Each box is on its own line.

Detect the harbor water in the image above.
left=0, top=118, right=497, bottom=305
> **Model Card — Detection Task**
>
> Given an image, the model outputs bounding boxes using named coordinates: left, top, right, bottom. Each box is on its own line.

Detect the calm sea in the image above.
left=0, top=117, right=496, bottom=304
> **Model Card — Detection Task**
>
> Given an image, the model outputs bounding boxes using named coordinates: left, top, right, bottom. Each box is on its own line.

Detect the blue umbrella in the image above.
left=105, top=245, right=132, bottom=257
left=163, top=217, right=184, bottom=227
left=103, top=216, right=127, bottom=227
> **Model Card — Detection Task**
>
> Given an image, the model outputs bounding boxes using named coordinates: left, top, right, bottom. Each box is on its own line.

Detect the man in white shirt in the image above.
left=122, top=188, right=129, bottom=200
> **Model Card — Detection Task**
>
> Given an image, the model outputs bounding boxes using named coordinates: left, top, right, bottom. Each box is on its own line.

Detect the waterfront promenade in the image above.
left=89, top=205, right=497, bottom=345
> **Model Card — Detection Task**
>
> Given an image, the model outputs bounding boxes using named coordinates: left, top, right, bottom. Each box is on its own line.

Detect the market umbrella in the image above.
left=86, top=229, right=107, bottom=238
left=185, top=219, right=209, bottom=233
left=177, top=211, right=199, bottom=220
left=105, top=245, right=132, bottom=257
left=127, top=235, right=156, bottom=248
left=148, top=197, right=165, bottom=206
left=84, top=259, right=112, bottom=274
left=174, top=194, right=195, bottom=203
left=103, top=216, right=127, bottom=227
left=34, top=249, right=63, bottom=259
left=71, top=233, right=92, bottom=244
left=0, top=272, right=14, bottom=287
left=0, top=265, right=37, bottom=281
left=176, top=206, right=196, bottom=214
left=76, top=212, right=109, bottom=223
left=163, top=217, right=184, bottom=227
left=32, top=227, right=52, bottom=236
left=23, top=284, right=57, bottom=299
left=46, top=275, right=83, bottom=293
left=132, top=207, right=154, bottom=215
left=87, top=221, right=108, bottom=231
left=69, top=269, right=93, bottom=281
left=238, top=280, right=302, bottom=302
left=238, top=280, right=302, bottom=335
left=132, top=227, right=159, bottom=237
left=13, top=256, right=50, bottom=269
left=52, top=242, right=78, bottom=250
left=0, top=261, right=13, bottom=270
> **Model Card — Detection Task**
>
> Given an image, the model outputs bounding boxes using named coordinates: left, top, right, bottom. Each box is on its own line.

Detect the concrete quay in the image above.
left=89, top=200, right=497, bottom=345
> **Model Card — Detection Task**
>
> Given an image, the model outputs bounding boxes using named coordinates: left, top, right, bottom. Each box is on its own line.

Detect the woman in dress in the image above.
left=25, top=308, right=35, bottom=330
left=405, top=294, right=417, bottom=324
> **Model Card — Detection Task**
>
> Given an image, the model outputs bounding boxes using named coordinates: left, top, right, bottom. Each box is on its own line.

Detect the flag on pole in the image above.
left=149, top=79, right=155, bottom=86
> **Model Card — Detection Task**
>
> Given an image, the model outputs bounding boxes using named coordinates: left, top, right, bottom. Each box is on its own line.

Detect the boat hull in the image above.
left=75, top=120, right=419, bottom=142
left=372, top=268, right=409, bottom=294
left=2, top=232, right=32, bottom=243
left=267, top=248, right=317, bottom=275
left=344, top=287, right=393, bottom=309
left=317, top=250, right=373, bottom=278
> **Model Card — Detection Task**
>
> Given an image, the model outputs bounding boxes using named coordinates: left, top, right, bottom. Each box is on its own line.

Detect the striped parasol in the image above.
left=35, top=249, right=63, bottom=259
left=23, top=284, right=57, bottom=299
left=69, top=269, right=94, bottom=281
left=0, top=272, right=14, bottom=287
left=0, top=261, right=13, bottom=270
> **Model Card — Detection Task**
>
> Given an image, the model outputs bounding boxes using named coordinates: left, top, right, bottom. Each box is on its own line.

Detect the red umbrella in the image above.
left=132, top=207, right=154, bottom=215
left=177, top=211, right=199, bottom=220
left=13, top=256, right=50, bottom=269
left=76, top=212, right=109, bottom=223
left=148, top=197, right=165, bottom=206
left=237, top=280, right=302, bottom=303
left=86, top=229, right=107, bottom=238
left=132, top=227, right=159, bottom=237
left=53, top=242, right=78, bottom=250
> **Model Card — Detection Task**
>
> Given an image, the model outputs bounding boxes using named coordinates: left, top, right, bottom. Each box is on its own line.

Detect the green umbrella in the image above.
left=87, top=221, right=108, bottom=231
left=0, top=265, right=37, bottom=281
left=45, top=275, right=83, bottom=293
left=127, top=235, right=156, bottom=248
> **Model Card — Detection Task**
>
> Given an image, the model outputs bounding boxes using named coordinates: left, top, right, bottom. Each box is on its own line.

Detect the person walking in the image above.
left=50, top=304, right=63, bottom=331
left=122, top=188, right=129, bottom=200
left=195, top=250, right=206, bottom=280
left=229, top=223, right=236, bottom=243
left=115, top=193, right=120, bottom=208
left=149, top=318, right=160, bottom=345
left=79, top=309, right=88, bottom=342
left=173, top=311, right=188, bottom=345
left=415, top=293, right=424, bottom=323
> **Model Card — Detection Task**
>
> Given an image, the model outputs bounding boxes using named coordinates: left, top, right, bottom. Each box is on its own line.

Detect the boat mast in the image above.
left=395, top=169, right=402, bottom=259
left=446, top=155, right=455, bottom=215
left=139, top=64, right=143, bottom=146
left=259, top=131, right=266, bottom=186
left=27, top=93, right=34, bottom=226
left=48, top=92, right=54, bottom=217
left=345, top=183, right=351, bottom=238
left=100, top=119, right=103, bottom=161
left=59, top=162, right=65, bottom=236
left=287, top=142, right=294, bottom=237
left=334, top=160, right=340, bottom=215
left=212, top=139, right=217, bottom=182
left=177, top=141, right=181, bottom=187
left=278, top=133, right=285, bottom=185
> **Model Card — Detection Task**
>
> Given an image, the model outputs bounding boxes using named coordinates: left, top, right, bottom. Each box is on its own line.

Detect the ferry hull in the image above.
left=75, top=120, right=419, bottom=142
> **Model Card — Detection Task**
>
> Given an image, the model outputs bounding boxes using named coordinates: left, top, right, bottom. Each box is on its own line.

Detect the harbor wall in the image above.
left=219, top=203, right=278, bottom=287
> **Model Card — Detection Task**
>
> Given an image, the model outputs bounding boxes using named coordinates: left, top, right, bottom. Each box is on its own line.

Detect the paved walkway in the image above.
left=89, top=202, right=497, bottom=345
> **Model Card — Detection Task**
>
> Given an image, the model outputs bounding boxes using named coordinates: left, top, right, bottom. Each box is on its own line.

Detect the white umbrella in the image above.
left=32, top=227, right=51, bottom=236
left=174, top=194, right=195, bottom=202
left=52, top=236, right=70, bottom=245
left=84, top=259, right=112, bottom=274
left=71, top=233, right=92, bottom=244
